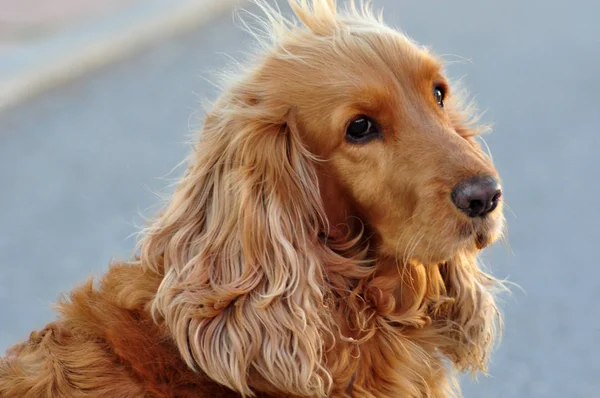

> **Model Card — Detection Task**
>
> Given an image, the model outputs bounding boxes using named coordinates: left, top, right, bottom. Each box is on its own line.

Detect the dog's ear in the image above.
left=140, top=94, right=333, bottom=396
left=435, top=253, right=504, bottom=374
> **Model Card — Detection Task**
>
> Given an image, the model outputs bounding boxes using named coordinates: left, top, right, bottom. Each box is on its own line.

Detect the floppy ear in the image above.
left=435, top=252, right=504, bottom=374
left=139, top=94, right=334, bottom=396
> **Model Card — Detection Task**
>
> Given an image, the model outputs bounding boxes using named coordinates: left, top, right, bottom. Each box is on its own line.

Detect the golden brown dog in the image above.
left=0, top=1, right=507, bottom=397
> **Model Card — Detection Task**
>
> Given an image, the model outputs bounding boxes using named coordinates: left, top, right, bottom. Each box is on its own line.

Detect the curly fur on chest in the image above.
left=0, top=259, right=498, bottom=398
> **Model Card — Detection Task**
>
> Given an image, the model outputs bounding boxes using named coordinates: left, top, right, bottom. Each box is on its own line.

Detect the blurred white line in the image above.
left=0, top=0, right=245, bottom=112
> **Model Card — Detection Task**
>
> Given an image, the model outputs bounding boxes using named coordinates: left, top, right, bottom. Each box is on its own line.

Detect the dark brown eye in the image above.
left=346, top=116, right=381, bottom=143
left=434, top=86, right=445, bottom=107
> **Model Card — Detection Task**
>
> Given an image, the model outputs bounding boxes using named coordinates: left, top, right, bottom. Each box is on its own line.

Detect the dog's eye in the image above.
left=434, top=86, right=445, bottom=108
left=346, top=116, right=381, bottom=143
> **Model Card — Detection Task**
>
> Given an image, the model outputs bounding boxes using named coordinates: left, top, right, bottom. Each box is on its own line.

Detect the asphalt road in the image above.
left=1, top=1, right=598, bottom=397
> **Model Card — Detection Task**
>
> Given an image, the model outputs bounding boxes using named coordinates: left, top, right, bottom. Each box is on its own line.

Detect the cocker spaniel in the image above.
left=0, top=1, right=507, bottom=397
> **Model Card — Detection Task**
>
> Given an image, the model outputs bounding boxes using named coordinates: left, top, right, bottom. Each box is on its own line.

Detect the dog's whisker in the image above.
left=439, top=53, right=474, bottom=65
left=476, top=135, right=495, bottom=163
left=502, top=201, right=517, bottom=219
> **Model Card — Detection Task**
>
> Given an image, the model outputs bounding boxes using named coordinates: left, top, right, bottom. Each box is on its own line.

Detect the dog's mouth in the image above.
left=456, top=214, right=502, bottom=250
left=468, top=216, right=502, bottom=249
left=475, top=232, right=492, bottom=249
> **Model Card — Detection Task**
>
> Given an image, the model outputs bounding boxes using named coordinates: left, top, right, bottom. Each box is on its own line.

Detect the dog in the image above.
left=0, top=1, right=506, bottom=397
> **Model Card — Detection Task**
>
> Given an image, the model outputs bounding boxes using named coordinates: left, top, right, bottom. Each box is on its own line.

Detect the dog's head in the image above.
left=141, top=1, right=505, bottom=396
left=247, top=3, right=504, bottom=265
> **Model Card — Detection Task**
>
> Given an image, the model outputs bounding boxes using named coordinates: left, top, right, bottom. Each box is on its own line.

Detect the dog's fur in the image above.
left=0, top=1, right=507, bottom=397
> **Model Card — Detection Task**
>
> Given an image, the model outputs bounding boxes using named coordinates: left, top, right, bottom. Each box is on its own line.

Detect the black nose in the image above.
left=451, top=175, right=502, bottom=218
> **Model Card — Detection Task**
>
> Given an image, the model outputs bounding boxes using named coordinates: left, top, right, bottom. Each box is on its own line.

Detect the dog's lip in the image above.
left=458, top=226, right=491, bottom=249
left=477, top=217, right=503, bottom=247
left=459, top=216, right=501, bottom=248
left=475, top=232, right=491, bottom=249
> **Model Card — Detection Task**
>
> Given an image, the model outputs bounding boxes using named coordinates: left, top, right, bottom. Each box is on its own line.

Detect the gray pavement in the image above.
left=1, top=1, right=599, bottom=397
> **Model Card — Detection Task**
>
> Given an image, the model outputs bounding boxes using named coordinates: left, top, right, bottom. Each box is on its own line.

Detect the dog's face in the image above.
left=257, top=25, right=503, bottom=265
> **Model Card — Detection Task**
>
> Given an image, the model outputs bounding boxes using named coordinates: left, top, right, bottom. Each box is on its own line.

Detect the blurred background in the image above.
left=0, top=0, right=598, bottom=397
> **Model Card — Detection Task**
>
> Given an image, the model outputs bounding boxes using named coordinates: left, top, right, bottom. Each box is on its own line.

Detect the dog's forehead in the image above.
left=364, top=30, right=443, bottom=82
left=292, top=24, right=441, bottom=95
left=325, top=31, right=445, bottom=110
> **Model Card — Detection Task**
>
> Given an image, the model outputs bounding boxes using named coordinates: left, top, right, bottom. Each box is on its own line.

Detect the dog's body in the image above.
left=0, top=263, right=269, bottom=398
left=0, top=260, right=486, bottom=397
left=0, top=1, right=506, bottom=397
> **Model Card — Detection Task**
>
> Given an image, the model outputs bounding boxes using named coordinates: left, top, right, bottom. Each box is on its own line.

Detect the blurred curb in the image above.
left=0, top=0, right=244, bottom=112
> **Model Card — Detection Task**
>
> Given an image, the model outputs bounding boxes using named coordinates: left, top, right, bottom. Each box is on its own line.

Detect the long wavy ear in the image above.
left=139, top=92, right=334, bottom=396
left=435, top=252, right=505, bottom=375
